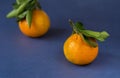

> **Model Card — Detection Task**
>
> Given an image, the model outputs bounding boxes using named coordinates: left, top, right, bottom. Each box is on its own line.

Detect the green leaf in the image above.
left=81, top=30, right=100, bottom=38
left=12, top=3, right=20, bottom=9
left=16, top=0, right=30, bottom=15
left=16, top=0, right=27, bottom=4
left=100, top=31, right=110, bottom=39
left=84, top=36, right=98, bottom=47
left=17, top=11, right=27, bottom=21
left=17, top=11, right=27, bottom=18
left=79, top=33, right=98, bottom=47
left=75, top=22, right=84, bottom=30
left=6, top=9, right=18, bottom=18
left=16, top=0, right=20, bottom=4
left=80, top=30, right=110, bottom=42
left=25, top=0, right=36, bottom=10
left=26, top=10, right=32, bottom=27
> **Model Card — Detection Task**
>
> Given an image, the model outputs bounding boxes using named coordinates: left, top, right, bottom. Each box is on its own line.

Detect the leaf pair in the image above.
left=6, top=0, right=30, bottom=18
left=6, top=0, right=38, bottom=27
left=80, top=30, right=109, bottom=42
left=69, top=19, right=110, bottom=47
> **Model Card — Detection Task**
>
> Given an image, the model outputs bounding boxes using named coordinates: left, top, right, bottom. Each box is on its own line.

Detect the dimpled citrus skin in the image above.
left=63, top=34, right=98, bottom=65
left=19, top=9, right=50, bottom=37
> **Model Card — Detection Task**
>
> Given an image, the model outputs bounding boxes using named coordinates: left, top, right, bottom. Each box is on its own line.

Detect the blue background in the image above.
left=0, top=0, right=120, bottom=78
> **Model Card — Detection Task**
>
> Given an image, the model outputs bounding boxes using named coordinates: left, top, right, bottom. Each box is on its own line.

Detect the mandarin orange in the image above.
left=64, top=34, right=98, bottom=65
left=19, top=9, right=50, bottom=37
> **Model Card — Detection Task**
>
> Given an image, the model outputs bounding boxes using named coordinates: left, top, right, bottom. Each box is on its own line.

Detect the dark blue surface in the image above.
left=0, top=0, right=120, bottom=78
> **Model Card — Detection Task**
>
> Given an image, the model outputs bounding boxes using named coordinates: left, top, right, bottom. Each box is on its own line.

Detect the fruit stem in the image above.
left=69, top=19, right=78, bottom=34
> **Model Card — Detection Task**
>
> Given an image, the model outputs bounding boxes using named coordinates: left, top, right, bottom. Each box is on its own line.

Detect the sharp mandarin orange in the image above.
left=63, top=19, right=109, bottom=65
left=64, top=34, right=98, bottom=65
